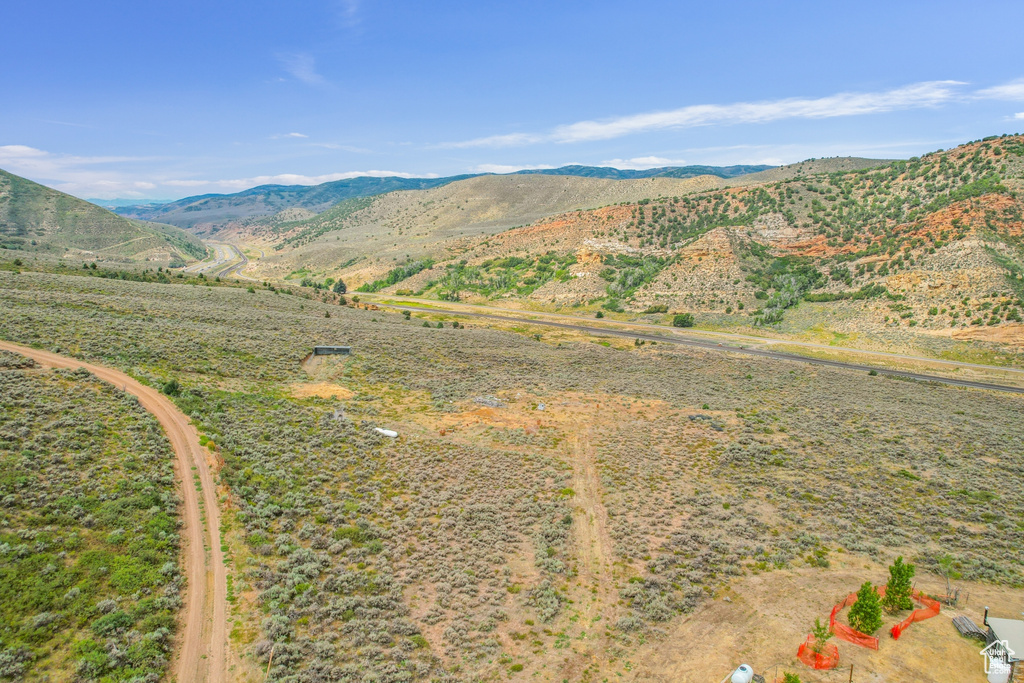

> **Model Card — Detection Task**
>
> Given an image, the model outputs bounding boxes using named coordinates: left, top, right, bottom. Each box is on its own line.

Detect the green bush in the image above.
left=672, top=313, right=694, bottom=328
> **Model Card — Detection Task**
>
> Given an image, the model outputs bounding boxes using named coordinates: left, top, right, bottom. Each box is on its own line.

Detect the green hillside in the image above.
left=0, top=169, right=205, bottom=262
left=112, top=165, right=775, bottom=232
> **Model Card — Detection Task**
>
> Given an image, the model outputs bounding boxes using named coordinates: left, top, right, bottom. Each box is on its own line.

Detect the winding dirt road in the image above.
left=0, top=341, right=228, bottom=683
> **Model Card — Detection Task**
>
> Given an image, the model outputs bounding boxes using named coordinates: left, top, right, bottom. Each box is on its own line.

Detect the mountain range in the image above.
left=4, top=137, right=1022, bottom=358
left=111, top=164, right=773, bottom=232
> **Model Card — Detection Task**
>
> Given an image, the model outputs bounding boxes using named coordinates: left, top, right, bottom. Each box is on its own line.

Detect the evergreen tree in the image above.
left=882, top=556, right=915, bottom=613
left=848, top=581, right=883, bottom=634
left=332, top=279, right=347, bottom=294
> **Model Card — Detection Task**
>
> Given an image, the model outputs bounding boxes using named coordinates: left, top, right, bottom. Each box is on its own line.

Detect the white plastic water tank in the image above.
left=730, top=665, right=754, bottom=683
left=987, top=658, right=1011, bottom=683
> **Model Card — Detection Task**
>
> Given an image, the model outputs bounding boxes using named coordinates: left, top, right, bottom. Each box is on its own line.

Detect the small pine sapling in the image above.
left=848, top=581, right=883, bottom=634
left=882, top=556, right=915, bottom=614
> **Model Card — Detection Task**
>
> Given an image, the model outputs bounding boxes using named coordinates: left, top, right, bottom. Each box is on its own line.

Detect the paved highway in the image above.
left=183, top=242, right=237, bottom=275
left=362, top=294, right=1024, bottom=378
left=195, top=242, right=263, bottom=281
left=363, top=296, right=1024, bottom=395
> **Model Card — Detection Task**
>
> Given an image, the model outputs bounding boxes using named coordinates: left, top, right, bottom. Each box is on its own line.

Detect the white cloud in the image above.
left=0, top=145, right=48, bottom=160
left=270, top=132, right=308, bottom=139
left=976, top=80, right=1024, bottom=101
left=441, top=133, right=545, bottom=150
left=444, top=80, right=968, bottom=148
left=0, top=144, right=428, bottom=198
left=278, top=53, right=326, bottom=86
left=600, top=156, right=689, bottom=169
left=0, top=145, right=156, bottom=177
left=554, top=81, right=964, bottom=142
left=1014, top=112, right=1024, bottom=120
left=471, top=163, right=557, bottom=174
left=312, top=142, right=372, bottom=153
left=335, top=0, right=360, bottom=28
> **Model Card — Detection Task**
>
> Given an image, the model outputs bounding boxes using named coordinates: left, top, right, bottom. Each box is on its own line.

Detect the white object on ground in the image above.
left=730, top=665, right=753, bottom=683
left=374, top=428, right=398, bottom=438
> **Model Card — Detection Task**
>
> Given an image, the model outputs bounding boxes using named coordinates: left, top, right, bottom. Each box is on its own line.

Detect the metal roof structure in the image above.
left=987, top=617, right=1024, bottom=663
left=313, top=346, right=351, bottom=355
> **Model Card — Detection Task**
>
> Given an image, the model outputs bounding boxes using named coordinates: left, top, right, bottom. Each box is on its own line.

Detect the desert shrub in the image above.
left=0, top=367, right=181, bottom=680
left=1, top=266, right=1023, bottom=679
left=0, top=350, right=37, bottom=369
left=672, top=313, right=694, bottom=327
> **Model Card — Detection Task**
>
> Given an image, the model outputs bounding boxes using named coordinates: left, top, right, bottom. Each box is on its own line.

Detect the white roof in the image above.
left=988, top=617, right=1024, bottom=662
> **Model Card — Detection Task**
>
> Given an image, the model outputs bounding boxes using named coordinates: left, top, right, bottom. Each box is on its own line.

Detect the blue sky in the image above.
left=2, top=0, right=1023, bottom=200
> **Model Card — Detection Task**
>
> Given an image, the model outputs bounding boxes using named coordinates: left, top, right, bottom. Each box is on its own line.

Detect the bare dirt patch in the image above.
left=627, top=557, right=1024, bottom=683
left=289, top=381, right=355, bottom=400
left=951, top=323, right=1024, bottom=347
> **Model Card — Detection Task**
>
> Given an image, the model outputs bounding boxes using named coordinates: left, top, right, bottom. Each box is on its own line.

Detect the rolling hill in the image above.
left=513, top=163, right=772, bottom=180
left=112, top=164, right=773, bottom=233
left=265, top=136, right=1024, bottom=355
left=247, top=156, right=894, bottom=286
left=113, top=175, right=476, bottom=233
left=0, top=169, right=205, bottom=263
left=246, top=173, right=734, bottom=281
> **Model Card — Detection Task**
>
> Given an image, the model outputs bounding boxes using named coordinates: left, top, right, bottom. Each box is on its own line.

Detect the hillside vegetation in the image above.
left=114, top=176, right=475, bottom=233
left=284, top=136, right=1023, bottom=357
left=113, top=165, right=772, bottom=233
left=239, top=158, right=889, bottom=282
left=249, top=174, right=743, bottom=285
left=0, top=352, right=182, bottom=681
left=0, top=170, right=205, bottom=264
left=0, top=268, right=1021, bottom=682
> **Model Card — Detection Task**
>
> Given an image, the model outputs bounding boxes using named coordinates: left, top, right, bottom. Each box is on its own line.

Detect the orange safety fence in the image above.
left=829, top=588, right=881, bottom=650
left=797, top=635, right=840, bottom=670
left=890, top=590, right=941, bottom=640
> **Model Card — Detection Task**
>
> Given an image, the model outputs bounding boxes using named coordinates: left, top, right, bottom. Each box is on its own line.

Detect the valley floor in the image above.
left=1, top=268, right=1022, bottom=682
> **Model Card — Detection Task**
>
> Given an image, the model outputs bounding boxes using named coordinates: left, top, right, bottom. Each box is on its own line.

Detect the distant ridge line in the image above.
left=107, top=164, right=775, bottom=229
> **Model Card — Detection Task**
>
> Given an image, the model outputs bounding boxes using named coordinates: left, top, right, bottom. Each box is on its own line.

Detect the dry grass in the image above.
left=1, top=269, right=1022, bottom=682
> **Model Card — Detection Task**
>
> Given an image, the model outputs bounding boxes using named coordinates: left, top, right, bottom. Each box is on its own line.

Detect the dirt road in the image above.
left=0, top=341, right=228, bottom=683
left=568, top=422, right=616, bottom=616
left=565, top=420, right=621, bottom=676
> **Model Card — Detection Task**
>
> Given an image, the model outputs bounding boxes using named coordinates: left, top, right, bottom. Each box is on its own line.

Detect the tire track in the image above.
left=0, top=341, right=228, bottom=683
left=568, top=421, right=617, bottom=624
